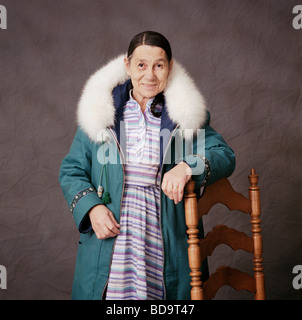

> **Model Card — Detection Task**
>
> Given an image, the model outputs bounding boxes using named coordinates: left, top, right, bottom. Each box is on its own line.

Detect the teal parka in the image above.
left=59, top=55, right=235, bottom=300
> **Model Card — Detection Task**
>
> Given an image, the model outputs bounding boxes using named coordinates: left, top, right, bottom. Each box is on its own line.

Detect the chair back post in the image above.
left=184, top=180, right=203, bottom=300
left=248, top=169, right=265, bottom=300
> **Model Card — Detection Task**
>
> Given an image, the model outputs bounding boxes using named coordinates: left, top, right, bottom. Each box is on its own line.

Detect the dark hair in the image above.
left=127, top=31, right=172, bottom=62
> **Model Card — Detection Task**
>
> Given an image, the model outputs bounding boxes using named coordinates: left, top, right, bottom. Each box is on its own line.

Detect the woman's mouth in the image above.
left=143, top=83, right=157, bottom=88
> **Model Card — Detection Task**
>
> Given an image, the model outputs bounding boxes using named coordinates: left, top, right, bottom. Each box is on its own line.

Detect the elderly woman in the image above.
left=59, top=31, right=235, bottom=300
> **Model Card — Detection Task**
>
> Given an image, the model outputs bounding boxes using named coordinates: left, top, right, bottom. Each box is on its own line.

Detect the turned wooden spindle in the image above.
left=184, top=180, right=203, bottom=300
left=248, top=168, right=265, bottom=300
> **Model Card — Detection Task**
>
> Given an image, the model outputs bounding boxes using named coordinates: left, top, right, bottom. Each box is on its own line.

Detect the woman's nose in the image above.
left=145, top=67, right=156, bottom=80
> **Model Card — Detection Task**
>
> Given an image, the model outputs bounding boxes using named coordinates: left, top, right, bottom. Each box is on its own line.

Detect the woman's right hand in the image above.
left=89, top=205, right=120, bottom=239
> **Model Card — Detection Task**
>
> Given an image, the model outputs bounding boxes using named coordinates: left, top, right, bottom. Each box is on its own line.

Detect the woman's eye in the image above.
left=138, top=63, right=145, bottom=68
left=155, top=64, right=163, bottom=69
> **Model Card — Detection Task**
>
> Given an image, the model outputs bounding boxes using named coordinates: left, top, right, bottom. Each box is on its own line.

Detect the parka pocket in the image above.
left=78, top=230, right=94, bottom=245
left=73, top=232, right=104, bottom=299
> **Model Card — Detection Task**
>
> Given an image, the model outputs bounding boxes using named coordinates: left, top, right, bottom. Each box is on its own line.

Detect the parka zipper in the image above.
left=158, top=125, right=180, bottom=300
left=101, top=128, right=125, bottom=300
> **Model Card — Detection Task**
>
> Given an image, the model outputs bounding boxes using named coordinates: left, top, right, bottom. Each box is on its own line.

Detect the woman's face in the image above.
left=125, top=45, right=173, bottom=108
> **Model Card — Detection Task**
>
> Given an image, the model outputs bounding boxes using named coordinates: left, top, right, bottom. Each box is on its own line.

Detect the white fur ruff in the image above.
left=77, top=54, right=207, bottom=142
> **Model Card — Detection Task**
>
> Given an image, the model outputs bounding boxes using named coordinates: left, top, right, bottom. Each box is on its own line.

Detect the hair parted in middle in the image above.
left=127, top=31, right=172, bottom=63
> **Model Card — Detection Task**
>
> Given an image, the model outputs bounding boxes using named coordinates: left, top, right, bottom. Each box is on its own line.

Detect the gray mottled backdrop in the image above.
left=0, top=0, right=301, bottom=300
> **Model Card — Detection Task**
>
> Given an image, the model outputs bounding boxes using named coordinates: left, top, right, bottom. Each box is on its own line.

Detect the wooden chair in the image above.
left=184, top=169, right=265, bottom=300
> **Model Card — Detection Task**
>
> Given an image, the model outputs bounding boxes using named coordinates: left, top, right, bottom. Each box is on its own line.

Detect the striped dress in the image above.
left=106, top=93, right=164, bottom=300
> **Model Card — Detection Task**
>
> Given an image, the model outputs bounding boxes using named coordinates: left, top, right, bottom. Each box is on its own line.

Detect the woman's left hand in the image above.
left=161, top=161, right=192, bottom=204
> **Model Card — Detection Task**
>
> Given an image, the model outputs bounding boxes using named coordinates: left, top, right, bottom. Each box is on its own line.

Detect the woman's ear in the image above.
left=168, top=59, right=174, bottom=75
left=124, top=57, right=131, bottom=76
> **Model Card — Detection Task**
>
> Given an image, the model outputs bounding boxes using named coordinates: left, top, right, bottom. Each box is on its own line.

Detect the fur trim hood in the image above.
left=77, top=54, right=207, bottom=142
